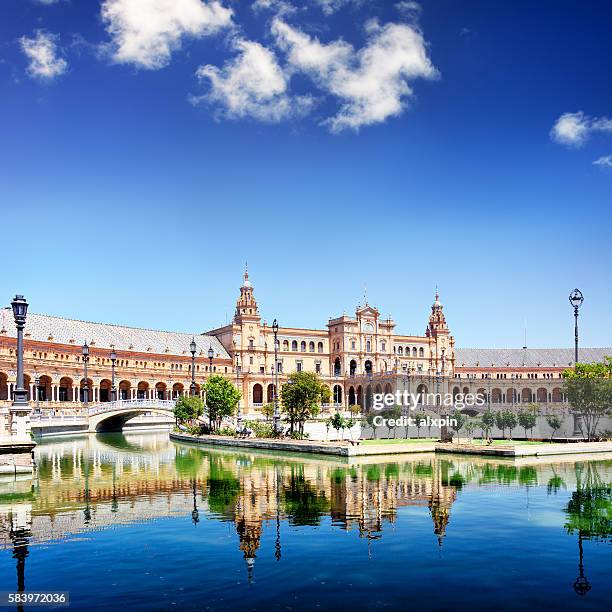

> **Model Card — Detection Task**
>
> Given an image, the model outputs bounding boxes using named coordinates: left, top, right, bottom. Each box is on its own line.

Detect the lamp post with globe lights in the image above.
left=10, top=295, right=35, bottom=441
left=189, top=338, right=197, bottom=397
left=569, top=289, right=584, bottom=367
left=569, top=289, right=585, bottom=436
left=110, top=347, right=117, bottom=402
left=82, top=343, right=90, bottom=406
left=272, top=319, right=280, bottom=434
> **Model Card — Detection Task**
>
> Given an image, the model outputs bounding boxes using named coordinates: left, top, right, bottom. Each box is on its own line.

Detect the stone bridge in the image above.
left=30, top=399, right=177, bottom=433
left=86, top=399, right=177, bottom=432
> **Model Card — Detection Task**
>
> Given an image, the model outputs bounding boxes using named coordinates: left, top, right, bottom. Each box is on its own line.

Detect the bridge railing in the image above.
left=87, top=399, right=177, bottom=416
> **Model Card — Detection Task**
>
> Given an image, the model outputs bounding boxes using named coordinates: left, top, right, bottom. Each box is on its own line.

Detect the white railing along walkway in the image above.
left=87, top=399, right=177, bottom=416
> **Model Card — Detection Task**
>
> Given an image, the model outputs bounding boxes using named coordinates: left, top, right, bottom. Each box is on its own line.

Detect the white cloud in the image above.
left=593, top=155, right=612, bottom=168
left=551, top=111, right=612, bottom=147
left=395, top=1, right=421, bottom=17
left=272, top=18, right=437, bottom=132
left=101, top=0, right=233, bottom=69
left=311, top=0, right=364, bottom=15
left=19, top=30, right=67, bottom=80
left=194, top=38, right=313, bottom=122
left=252, top=0, right=295, bottom=15
left=34, top=0, right=62, bottom=4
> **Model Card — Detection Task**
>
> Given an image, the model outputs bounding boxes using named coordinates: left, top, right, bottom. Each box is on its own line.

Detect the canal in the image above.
left=0, top=433, right=610, bottom=610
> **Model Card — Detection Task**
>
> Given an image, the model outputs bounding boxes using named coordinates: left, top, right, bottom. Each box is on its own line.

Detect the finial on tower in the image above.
left=364, top=283, right=368, bottom=306
left=242, top=262, right=251, bottom=287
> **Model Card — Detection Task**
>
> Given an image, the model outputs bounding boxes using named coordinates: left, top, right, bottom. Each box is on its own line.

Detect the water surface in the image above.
left=0, top=433, right=610, bottom=611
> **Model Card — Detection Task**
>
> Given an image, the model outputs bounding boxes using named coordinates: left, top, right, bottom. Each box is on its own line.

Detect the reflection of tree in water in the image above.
left=173, top=447, right=203, bottom=479
left=564, top=462, right=612, bottom=597
left=207, top=457, right=240, bottom=517
left=283, top=465, right=329, bottom=526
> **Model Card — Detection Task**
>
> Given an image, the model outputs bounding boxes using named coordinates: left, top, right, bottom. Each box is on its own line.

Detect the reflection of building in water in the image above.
left=9, top=443, right=598, bottom=571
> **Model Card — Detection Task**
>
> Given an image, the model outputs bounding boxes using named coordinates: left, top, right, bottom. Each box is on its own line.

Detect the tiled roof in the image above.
left=455, top=348, right=612, bottom=368
left=0, top=309, right=230, bottom=359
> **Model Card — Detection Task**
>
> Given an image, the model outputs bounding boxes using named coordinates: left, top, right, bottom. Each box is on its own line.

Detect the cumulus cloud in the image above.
left=311, top=0, right=364, bottom=15
left=20, top=30, right=67, bottom=80
left=252, top=0, right=296, bottom=15
left=395, top=1, right=422, bottom=17
left=272, top=18, right=437, bottom=132
left=101, top=0, right=233, bottom=69
left=194, top=38, right=314, bottom=122
left=593, top=155, right=612, bottom=168
left=551, top=111, right=612, bottom=147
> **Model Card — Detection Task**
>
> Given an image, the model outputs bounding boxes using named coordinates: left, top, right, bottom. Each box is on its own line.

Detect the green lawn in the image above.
left=360, top=438, right=551, bottom=446
left=465, top=439, right=551, bottom=446
left=361, top=438, right=438, bottom=445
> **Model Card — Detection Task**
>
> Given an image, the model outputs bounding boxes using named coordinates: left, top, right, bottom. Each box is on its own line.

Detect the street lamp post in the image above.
left=82, top=343, right=90, bottom=406
left=34, top=376, right=40, bottom=414
left=569, top=289, right=585, bottom=436
left=236, top=354, right=242, bottom=429
left=569, top=289, right=584, bottom=366
left=190, top=338, right=197, bottom=397
left=10, top=295, right=31, bottom=438
left=110, top=347, right=117, bottom=402
left=272, top=319, right=280, bottom=434
left=208, top=346, right=214, bottom=375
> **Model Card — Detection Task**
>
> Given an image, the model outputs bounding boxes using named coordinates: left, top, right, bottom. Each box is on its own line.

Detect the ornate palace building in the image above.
left=1, top=270, right=610, bottom=434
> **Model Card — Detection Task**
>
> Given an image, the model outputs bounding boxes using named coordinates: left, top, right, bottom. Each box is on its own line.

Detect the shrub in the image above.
left=289, top=431, right=309, bottom=440
left=216, top=427, right=237, bottom=437
left=243, top=420, right=276, bottom=439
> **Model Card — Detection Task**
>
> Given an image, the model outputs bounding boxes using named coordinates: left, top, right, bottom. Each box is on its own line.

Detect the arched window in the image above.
left=366, top=340, right=371, bottom=352
left=252, top=384, right=263, bottom=404
left=381, top=341, right=386, bottom=352
left=412, top=347, right=417, bottom=357
left=349, top=359, right=357, bottom=376
left=333, top=384, right=343, bottom=404
left=300, top=341, right=306, bottom=352
left=334, top=358, right=341, bottom=376
left=282, top=340, right=289, bottom=351
left=309, top=341, right=315, bottom=352
left=291, top=340, right=298, bottom=351
left=317, top=342, right=324, bottom=353
left=419, top=347, right=424, bottom=357
left=365, top=360, right=373, bottom=374
left=398, top=346, right=403, bottom=355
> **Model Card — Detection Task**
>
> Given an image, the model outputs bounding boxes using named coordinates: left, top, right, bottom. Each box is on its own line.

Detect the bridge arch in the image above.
left=87, top=400, right=175, bottom=432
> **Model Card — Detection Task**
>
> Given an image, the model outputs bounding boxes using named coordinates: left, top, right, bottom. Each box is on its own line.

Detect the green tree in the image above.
left=202, top=375, right=241, bottom=431
left=518, top=409, right=538, bottom=439
left=261, top=402, right=275, bottom=422
left=450, top=410, right=466, bottom=442
left=563, top=357, right=612, bottom=441
left=495, top=410, right=506, bottom=438
left=546, top=413, right=563, bottom=441
left=504, top=410, right=518, bottom=439
left=383, top=406, right=401, bottom=438
left=464, top=419, right=476, bottom=442
left=173, top=395, right=204, bottom=425
left=281, top=371, right=327, bottom=434
left=330, top=412, right=345, bottom=440
left=482, top=410, right=495, bottom=440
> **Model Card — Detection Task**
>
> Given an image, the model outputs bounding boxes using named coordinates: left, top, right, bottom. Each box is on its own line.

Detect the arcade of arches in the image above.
left=1, top=272, right=610, bottom=421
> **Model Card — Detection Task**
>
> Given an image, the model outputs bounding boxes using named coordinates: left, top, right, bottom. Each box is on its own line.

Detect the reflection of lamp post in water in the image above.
left=275, top=463, right=281, bottom=561
left=191, top=480, right=199, bottom=526
left=10, top=516, right=31, bottom=612
left=573, top=532, right=591, bottom=597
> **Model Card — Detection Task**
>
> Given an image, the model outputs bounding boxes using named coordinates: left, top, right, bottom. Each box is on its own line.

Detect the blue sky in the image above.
left=1, top=0, right=611, bottom=349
